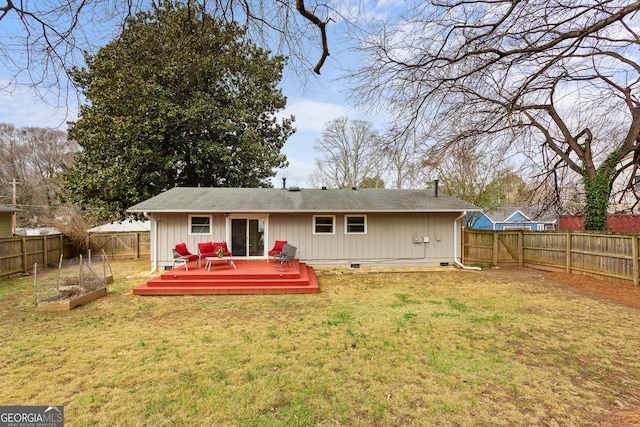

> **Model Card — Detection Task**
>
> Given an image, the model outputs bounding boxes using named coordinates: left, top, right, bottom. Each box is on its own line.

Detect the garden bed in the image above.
left=35, top=287, right=107, bottom=311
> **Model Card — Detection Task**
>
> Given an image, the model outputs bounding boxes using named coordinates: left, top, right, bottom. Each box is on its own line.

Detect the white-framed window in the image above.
left=189, top=215, right=212, bottom=235
left=313, top=215, right=335, bottom=235
left=345, top=215, right=367, bottom=234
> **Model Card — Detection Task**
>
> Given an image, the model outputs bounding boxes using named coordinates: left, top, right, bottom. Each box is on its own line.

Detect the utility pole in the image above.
left=11, top=178, right=19, bottom=236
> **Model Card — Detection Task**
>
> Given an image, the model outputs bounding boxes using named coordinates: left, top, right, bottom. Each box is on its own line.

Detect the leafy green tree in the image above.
left=64, top=1, right=294, bottom=221
left=1, top=0, right=338, bottom=104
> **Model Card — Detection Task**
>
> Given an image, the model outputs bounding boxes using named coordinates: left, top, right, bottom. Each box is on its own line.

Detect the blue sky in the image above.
left=0, top=2, right=394, bottom=188
left=0, top=62, right=368, bottom=187
left=0, top=59, right=367, bottom=189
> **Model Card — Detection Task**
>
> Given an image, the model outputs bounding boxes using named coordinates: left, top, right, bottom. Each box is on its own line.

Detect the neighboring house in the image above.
left=0, top=206, right=22, bottom=237
left=470, top=206, right=557, bottom=231
left=127, top=186, right=478, bottom=270
left=88, top=220, right=151, bottom=233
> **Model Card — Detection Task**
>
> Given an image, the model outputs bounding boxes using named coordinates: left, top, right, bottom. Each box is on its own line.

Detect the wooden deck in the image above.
left=133, top=259, right=319, bottom=295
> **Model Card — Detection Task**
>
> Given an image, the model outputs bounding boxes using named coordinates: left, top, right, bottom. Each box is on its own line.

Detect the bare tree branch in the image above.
left=350, top=0, right=640, bottom=219
left=295, top=0, right=330, bottom=74
left=1, top=0, right=346, bottom=106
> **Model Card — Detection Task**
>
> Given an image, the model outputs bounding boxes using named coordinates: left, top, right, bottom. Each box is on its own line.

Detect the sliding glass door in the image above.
left=230, top=218, right=265, bottom=258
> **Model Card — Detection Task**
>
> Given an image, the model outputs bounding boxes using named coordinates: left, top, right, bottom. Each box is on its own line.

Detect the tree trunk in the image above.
left=583, top=153, right=619, bottom=231
left=583, top=174, right=610, bottom=231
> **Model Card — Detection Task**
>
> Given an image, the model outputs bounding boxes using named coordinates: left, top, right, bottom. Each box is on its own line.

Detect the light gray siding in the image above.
left=269, top=212, right=458, bottom=267
left=152, top=212, right=228, bottom=265
left=151, top=211, right=461, bottom=268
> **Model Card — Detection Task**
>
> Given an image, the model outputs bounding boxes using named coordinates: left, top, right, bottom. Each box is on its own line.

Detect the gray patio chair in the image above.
left=276, top=243, right=298, bottom=271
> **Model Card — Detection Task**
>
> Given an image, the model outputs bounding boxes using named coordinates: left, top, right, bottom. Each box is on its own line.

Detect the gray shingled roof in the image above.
left=128, top=187, right=479, bottom=213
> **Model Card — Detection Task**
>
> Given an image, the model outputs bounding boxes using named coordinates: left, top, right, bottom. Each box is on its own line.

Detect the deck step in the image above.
left=133, top=261, right=319, bottom=295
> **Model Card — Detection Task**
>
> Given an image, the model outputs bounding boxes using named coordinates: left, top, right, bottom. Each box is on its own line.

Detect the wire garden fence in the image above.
left=34, top=251, right=113, bottom=310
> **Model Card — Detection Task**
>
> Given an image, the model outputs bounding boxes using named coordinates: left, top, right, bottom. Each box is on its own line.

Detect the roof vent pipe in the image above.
left=282, top=177, right=287, bottom=189
left=434, top=179, right=439, bottom=197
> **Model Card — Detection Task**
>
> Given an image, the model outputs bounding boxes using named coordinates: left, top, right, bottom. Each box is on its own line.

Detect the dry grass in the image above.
left=1, top=260, right=639, bottom=426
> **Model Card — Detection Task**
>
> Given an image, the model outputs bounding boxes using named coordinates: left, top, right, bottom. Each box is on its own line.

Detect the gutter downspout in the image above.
left=453, top=212, right=481, bottom=270
left=145, top=212, right=158, bottom=276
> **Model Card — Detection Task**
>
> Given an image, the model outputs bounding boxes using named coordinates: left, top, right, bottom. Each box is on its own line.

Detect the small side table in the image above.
left=204, top=257, right=237, bottom=271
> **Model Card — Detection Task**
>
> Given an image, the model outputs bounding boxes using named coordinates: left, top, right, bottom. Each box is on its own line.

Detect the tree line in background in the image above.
left=309, top=116, right=539, bottom=223
left=348, top=0, right=640, bottom=230
left=0, top=123, right=78, bottom=226
left=2, top=0, right=639, bottom=230
left=0, top=113, right=552, bottom=233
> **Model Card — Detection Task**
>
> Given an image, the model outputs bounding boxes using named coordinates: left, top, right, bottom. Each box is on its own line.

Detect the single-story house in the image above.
left=470, top=206, right=557, bottom=231
left=127, top=186, right=479, bottom=270
left=0, top=206, right=22, bottom=237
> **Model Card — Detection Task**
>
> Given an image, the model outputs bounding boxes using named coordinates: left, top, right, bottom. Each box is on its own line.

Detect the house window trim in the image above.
left=188, top=215, right=212, bottom=235
left=313, top=215, right=336, bottom=235
left=344, top=214, right=367, bottom=234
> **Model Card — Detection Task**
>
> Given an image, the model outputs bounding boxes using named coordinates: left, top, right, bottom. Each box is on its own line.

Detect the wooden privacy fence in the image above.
left=0, top=235, right=74, bottom=278
left=0, top=232, right=150, bottom=278
left=463, top=229, right=640, bottom=286
left=88, top=232, right=150, bottom=260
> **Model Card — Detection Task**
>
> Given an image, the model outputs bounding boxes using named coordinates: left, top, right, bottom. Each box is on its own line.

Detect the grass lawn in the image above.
left=1, top=259, right=639, bottom=426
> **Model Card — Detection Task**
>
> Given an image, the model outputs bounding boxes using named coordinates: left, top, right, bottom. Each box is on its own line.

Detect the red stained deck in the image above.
left=133, top=259, right=319, bottom=295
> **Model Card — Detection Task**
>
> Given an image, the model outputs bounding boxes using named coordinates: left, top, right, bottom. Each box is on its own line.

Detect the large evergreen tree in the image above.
left=64, top=1, right=294, bottom=221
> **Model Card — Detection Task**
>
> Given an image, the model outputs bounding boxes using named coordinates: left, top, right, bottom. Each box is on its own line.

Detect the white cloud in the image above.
left=271, top=154, right=316, bottom=188
left=281, top=98, right=349, bottom=133
left=0, top=89, right=74, bottom=129
left=274, top=97, right=357, bottom=188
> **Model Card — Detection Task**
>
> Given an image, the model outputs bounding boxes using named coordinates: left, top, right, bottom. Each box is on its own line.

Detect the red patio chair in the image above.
left=267, top=240, right=287, bottom=263
left=173, top=243, right=200, bottom=270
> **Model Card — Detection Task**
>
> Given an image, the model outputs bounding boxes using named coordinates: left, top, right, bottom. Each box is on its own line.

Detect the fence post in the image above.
left=134, top=232, right=140, bottom=259
left=21, top=237, right=27, bottom=274
left=518, top=231, right=524, bottom=267
left=43, top=235, right=48, bottom=266
left=632, top=234, right=639, bottom=287
left=492, top=232, right=499, bottom=267
left=565, top=231, right=571, bottom=273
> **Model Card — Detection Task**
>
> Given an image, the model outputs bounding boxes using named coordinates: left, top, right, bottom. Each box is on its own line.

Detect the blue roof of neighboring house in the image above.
left=470, top=205, right=558, bottom=230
